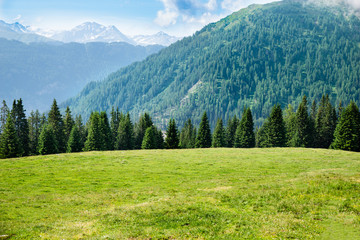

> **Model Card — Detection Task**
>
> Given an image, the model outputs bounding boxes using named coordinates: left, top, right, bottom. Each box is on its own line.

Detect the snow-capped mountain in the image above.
left=51, top=22, right=136, bottom=45
left=0, top=20, right=55, bottom=43
left=132, top=31, right=181, bottom=46
left=0, top=20, right=29, bottom=33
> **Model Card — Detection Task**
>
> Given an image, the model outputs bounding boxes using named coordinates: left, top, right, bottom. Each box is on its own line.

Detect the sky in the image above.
left=0, top=0, right=276, bottom=37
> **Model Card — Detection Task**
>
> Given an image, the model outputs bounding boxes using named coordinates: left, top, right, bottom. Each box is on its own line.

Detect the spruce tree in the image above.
left=134, top=113, right=153, bottom=149
left=116, top=113, right=134, bottom=150
left=142, top=126, right=156, bottom=149
left=267, top=104, right=286, bottom=147
left=0, top=100, right=9, bottom=134
left=11, top=99, right=30, bottom=156
left=38, top=124, right=58, bottom=155
left=315, top=95, right=337, bottom=148
left=48, top=99, right=66, bottom=153
left=67, top=125, right=83, bottom=153
left=225, top=115, right=239, bottom=147
left=28, top=110, right=41, bottom=155
left=165, top=119, right=179, bottom=149
left=212, top=118, right=225, bottom=148
left=195, top=112, right=212, bottom=148
left=75, top=115, right=86, bottom=148
left=179, top=119, right=196, bottom=148
left=333, top=101, right=360, bottom=152
left=0, top=113, right=19, bottom=158
left=234, top=108, right=255, bottom=148
left=294, top=96, right=314, bottom=147
left=155, top=127, right=165, bottom=149
left=100, top=111, right=113, bottom=150
left=84, top=112, right=102, bottom=151
left=284, top=104, right=297, bottom=147
left=110, top=107, right=123, bottom=148
left=63, top=106, right=75, bottom=143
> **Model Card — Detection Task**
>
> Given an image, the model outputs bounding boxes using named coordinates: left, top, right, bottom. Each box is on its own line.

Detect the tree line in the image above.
left=0, top=94, right=359, bottom=158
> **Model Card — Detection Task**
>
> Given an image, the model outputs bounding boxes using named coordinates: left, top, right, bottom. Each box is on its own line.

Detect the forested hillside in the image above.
left=64, top=0, right=360, bottom=127
left=0, top=39, right=163, bottom=112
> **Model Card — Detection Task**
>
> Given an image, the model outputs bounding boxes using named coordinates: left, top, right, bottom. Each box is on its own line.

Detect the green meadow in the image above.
left=1, top=148, right=360, bottom=239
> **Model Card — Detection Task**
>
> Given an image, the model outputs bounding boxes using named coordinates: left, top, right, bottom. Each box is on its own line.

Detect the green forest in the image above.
left=1, top=94, right=360, bottom=159
left=64, top=1, right=360, bottom=128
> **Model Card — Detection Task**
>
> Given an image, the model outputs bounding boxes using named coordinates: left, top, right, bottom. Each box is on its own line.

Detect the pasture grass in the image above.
left=1, top=148, right=360, bottom=239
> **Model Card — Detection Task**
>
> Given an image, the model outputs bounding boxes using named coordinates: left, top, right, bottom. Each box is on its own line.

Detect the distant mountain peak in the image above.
left=132, top=31, right=180, bottom=46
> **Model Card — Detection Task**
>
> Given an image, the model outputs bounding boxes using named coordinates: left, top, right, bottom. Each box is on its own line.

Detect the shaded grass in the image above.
left=0, top=148, right=360, bottom=239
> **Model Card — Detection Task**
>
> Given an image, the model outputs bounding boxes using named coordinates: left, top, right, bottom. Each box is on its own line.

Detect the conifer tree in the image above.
left=234, top=108, right=255, bottom=148
left=38, top=124, right=58, bottom=155
left=48, top=99, right=66, bottom=153
left=256, top=122, right=270, bottom=148
left=212, top=118, right=225, bottom=147
left=155, top=127, right=165, bottom=149
left=110, top=107, right=123, bottom=148
left=195, top=112, right=212, bottom=148
left=333, top=101, right=360, bottom=152
left=142, top=126, right=157, bottom=149
left=179, top=119, right=196, bottom=148
left=0, top=100, right=9, bottom=134
left=225, top=115, right=239, bottom=147
left=315, top=94, right=337, bottom=148
left=28, top=110, right=41, bottom=155
left=75, top=115, right=86, bottom=148
left=296, top=96, right=314, bottom=147
left=67, top=125, right=83, bottom=153
left=0, top=113, right=19, bottom=158
left=63, top=106, right=75, bottom=143
left=116, top=113, right=134, bottom=150
left=134, top=113, right=153, bottom=149
left=267, top=104, right=286, bottom=147
left=100, top=111, right=113, bottom=150
left=284, top=104, right=297, bottom=147
left=84, top=112, right=102, bottom=151
left=11, top=99, right=30, bottom=156
left=165, top=119, right=179, bottom=149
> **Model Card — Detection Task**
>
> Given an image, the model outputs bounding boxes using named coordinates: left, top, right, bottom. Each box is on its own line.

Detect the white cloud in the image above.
left=155, top=8, right=179, bottom=26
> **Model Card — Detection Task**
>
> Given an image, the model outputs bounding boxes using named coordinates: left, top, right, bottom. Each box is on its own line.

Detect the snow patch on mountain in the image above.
left=132, top=31, right=181, bottom=46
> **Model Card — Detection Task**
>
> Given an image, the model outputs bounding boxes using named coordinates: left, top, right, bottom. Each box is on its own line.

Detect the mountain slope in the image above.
left=64, top=0, right=360, bottom=127
left=0, top=39, right=163, bottom=112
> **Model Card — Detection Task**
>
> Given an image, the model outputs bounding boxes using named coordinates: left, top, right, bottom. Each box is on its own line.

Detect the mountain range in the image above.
left=63, top=0, right=360, bottom=128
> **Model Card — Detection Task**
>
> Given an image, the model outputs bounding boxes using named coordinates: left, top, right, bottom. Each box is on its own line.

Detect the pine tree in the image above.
left=0, top=113, right=19, bottom=158
left=234, top=108, right=255, bottom=148
left=63, top=106, right=75, bottom=143
left=48, top=99, right=66, bottom=153
left=142, top=126, right=156, bottom=149
left=165, top=119, right=179, bottom=149
left=212, top=118, right=225, bottom=148
left=75, top=115, right=86, bottom=148
left=195, top=112, right=212, bottom=148
left=315, top=94, right=337, bottom=148
left=333, top=101, right=360, bottom=152
left=84, top=112, right=102, bottom=151
left=179, top=119, right=196, bottom=148
left=67, top=125, right=83, bottom=153
left=267, top=104, right=286, bottom=147
left=134, top=113, right=153, bottom=149
left=38, top=124, right=58, bottom=155
left=225, top=115, right=239, bottom=147
left=293, top=96, right=314, bottom=147
left=0, top=100, right=9, bottom=134
left=256, top=122, right=270, bottom=148
left=100, top=111, right=113, bottom=150
left=11, top=99, right=30, bottom=156
left=116, top=113, right=134, bottom=150
left=28, top=110, right=41, bottom=155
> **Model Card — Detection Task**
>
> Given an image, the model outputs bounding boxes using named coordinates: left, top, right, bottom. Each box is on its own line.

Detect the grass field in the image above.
left=1, top=148, right=360, bottom=239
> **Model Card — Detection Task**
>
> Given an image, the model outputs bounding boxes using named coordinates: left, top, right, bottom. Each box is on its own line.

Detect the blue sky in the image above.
left=0, top=0, right=276, bottom=36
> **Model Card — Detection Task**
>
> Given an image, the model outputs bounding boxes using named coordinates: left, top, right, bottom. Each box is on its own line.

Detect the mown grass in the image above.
left=0, top=148, right=360, bottom=239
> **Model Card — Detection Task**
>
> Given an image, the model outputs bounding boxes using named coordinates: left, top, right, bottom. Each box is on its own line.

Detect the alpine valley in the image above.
left=64, top=0, right=360, bottom=127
